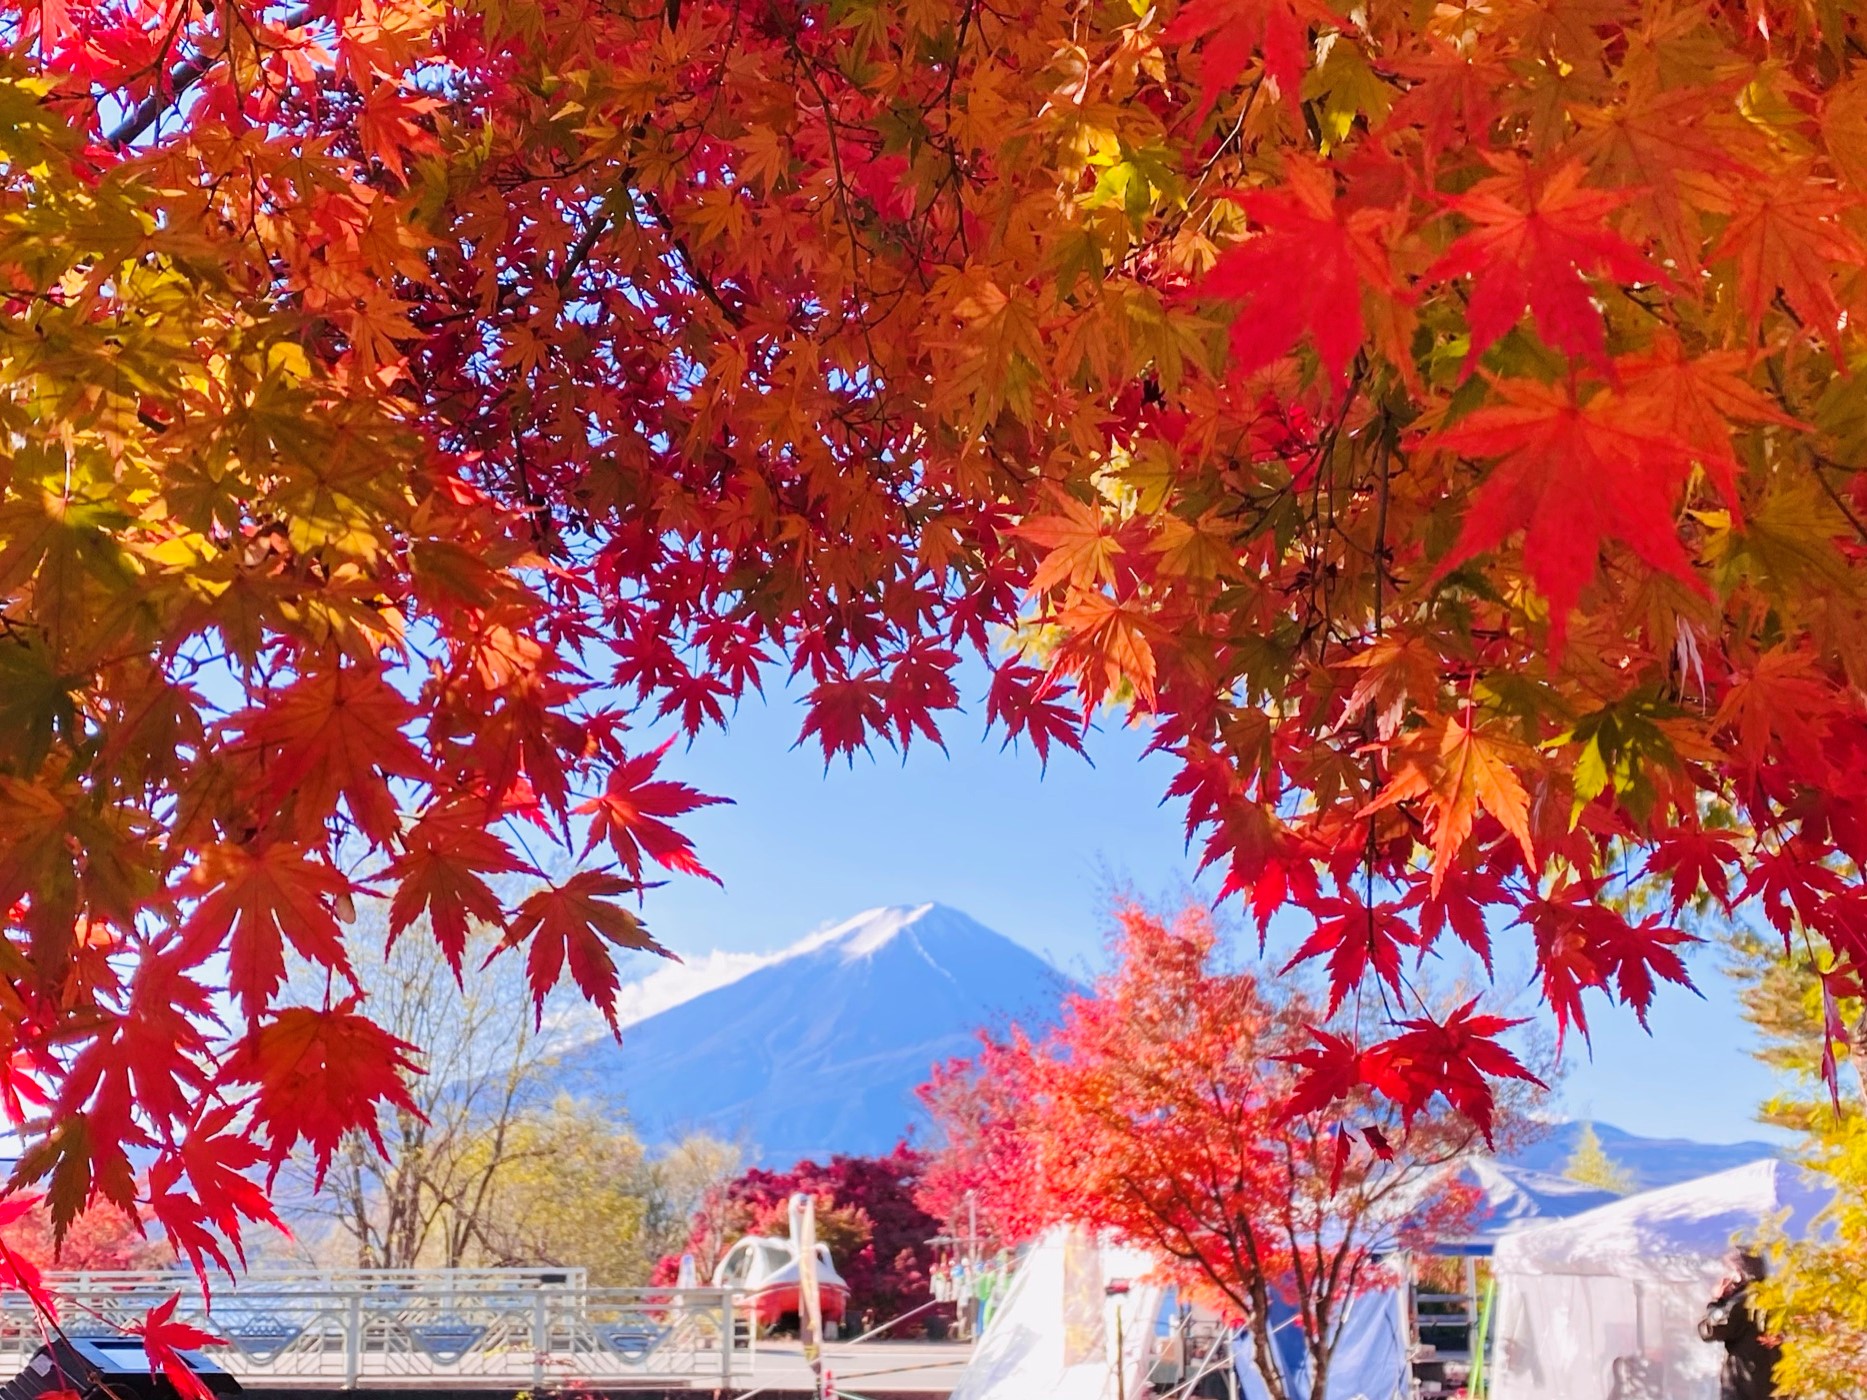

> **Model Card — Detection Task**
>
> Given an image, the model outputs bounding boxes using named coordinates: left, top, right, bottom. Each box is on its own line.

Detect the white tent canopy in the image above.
left=949, top=1228, right=1163, bottom=1400
left=1438, top=1159, right=1624, bottom=1254
left=1494, top=1158, right=1828, bottom=1282
left=1490, top=1159, right=1830, bottom=1400
left=954, top=1159, right=1630, bottom=1400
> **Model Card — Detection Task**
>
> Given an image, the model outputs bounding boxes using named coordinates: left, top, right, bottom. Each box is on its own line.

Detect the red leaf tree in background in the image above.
left=660, top=1147, right=941, bottom=1335
left=0, top=1203, right=165, bottom=1274
left=921, top=904, right=1534, bottom=1400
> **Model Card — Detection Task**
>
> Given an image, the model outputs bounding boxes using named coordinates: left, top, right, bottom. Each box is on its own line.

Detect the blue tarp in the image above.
left=1232, top=1290, right=1408, bottom=1400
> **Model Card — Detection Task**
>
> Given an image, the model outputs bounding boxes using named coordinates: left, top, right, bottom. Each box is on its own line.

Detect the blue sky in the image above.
left=620, top=664, right=1788, bottom=1148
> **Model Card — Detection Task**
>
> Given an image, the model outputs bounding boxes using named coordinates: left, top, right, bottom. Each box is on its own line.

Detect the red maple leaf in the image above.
left=1389, top=41, right=1510, bottom=167
left=1591, top=910, right=1697, bottom=1028
left=131, top=1295, right=224, bottom=1400
left=147, top=1107, right=283, bottom=1278
left=1819, top=972, right=1857, bottom=1107
left=575, top=739, right=728, bottom=884
left=799, top=672, right=888, bottom=765
left=1279, top=1027, right=1365, bottom=1119
left=177, top=843, right=358, bottom=1021
left=884, top=642, right=961, bottom=752
left=1520, top=892, right=1603, bottom=1048
left=0, top=1195, right=57, bottom=1324
left=385, top=802, right=535, bottom=976
left=1428, top=376, right=1700, bottom=637
left=495, top=872, right=673, bottom=1030
left=1281, top=894, right=1416, bottom=1016
left=221, top=1003, right=424, bottom=1186
left=57, top=946, right=215, bottom=1150
left=237, top=666, right=429, bottom=848
left=1643, top=824, right=1739, bottom=913
left=1330, top=1125, right=1355, bottom=1191
left=1432, top=157, right=1660, bottom=369
left=1521, top=887, right=1697, bottom=1042
left=985, top=663, right=1086, bottom=768
left=1740, top=842, right=1845, bottom=941
left=1162, top=0, right=1327, bottom=117
left=352, top=80, right=439, bottom=183
left=1404, top=864, right=1509, bottom=974
left=1200, top=160, right=1399, bottom=384
left=1359, top=1001, right=1542, bottom=1144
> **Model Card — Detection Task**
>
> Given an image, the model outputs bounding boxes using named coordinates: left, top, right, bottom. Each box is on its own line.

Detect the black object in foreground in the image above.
left=1, top=1338, right=241, bottom=1400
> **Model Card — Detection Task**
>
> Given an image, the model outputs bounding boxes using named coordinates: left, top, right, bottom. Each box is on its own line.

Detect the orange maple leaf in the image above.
left=1363, top=713, right=1537, bottom=889
left=1047, top=592, right=1159, bottom=710
left=1338, top=633, right=1443, bottom=740
left=1711, top=646, right=1836, bottom=774
left=1712, top=173, right=1867, bottom=357
left=1016, top=494, right=1123, bottom=595
left=1618, top=334, right=1803, bottom=517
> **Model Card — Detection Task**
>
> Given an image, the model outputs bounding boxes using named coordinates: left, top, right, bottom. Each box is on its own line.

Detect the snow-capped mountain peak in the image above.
left=570, top=903, right=986, bottom=1041
left=549, top=903, right=1072, bottom=1163
left=789, top=902, right=979, bottom=961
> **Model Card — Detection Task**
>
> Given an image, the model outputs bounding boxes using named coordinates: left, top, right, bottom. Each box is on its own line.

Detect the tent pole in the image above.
left=1467, top=1276, right=1495, bottom=1400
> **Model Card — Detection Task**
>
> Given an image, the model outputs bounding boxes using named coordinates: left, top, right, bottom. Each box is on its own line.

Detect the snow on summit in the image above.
left=588, top=903, right=981, bottom=1036
left=791, top=903, right=943, bottom=959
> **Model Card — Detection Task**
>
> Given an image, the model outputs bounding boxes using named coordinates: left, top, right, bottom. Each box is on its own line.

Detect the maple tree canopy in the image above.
left=4, top=0, right=1867, bottom=1312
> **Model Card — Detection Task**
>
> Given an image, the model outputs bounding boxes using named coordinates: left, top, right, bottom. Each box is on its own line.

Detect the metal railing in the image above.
left=0, top=1269, right=745, bottom=1389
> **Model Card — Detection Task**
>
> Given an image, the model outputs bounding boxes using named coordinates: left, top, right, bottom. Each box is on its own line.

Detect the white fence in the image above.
left=0, top=1268, right=744, bottom=1388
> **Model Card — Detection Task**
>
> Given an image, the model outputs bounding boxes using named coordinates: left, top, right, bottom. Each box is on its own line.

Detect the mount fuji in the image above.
left=549, top=903, right=1074, bottom=1165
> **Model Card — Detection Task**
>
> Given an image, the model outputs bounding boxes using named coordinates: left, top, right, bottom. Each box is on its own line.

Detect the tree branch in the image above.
left=108, top=5, right=316, bottom=151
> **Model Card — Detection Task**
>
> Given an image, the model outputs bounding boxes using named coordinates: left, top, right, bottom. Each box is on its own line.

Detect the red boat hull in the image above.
left=749, top=1282, right=849, bottom=1326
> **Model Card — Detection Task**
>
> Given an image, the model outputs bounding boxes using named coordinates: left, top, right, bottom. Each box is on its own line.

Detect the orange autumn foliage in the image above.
left=0, top=0, right=1864, bottom=1327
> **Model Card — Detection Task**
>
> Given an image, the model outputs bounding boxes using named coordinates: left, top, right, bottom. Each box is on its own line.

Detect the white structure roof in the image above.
left=1492, top=1158, right=1830, bottom=1283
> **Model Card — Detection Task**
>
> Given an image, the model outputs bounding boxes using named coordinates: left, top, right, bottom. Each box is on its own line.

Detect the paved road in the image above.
left=734, top=1337, right=974, bottom=1395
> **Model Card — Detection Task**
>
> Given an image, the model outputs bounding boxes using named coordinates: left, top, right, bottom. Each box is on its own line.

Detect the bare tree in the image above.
left=273, top=906, right=743, bottom=1282
left=278, top=908, right=566, bottom=1269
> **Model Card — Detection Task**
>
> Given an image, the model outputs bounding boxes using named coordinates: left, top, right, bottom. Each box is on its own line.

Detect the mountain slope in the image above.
left=1504, top=1120, right=1781, bottom=1190
left=552, top=904, right=1073, bottom=1165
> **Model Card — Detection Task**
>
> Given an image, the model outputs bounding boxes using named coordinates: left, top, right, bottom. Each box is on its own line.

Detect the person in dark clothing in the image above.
left=1699, top=1251, right=1780, bottom=1400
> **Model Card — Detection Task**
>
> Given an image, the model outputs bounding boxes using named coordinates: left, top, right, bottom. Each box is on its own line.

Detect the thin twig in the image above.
left=108, top=5, right=316, bottom=150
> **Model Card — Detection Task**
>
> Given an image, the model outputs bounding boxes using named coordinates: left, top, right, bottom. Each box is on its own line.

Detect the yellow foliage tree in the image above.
left=1731, top=933, right=1867, bottom=1398
left=459, top=1098, right=656, bottom=1286
left=1562, top=1123, right=1634, bottom=1196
